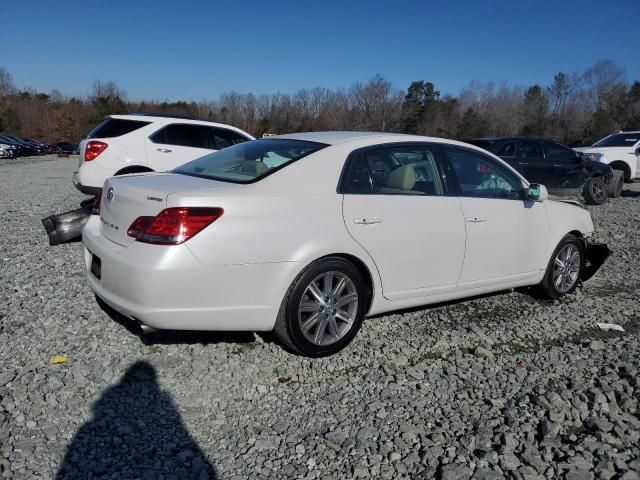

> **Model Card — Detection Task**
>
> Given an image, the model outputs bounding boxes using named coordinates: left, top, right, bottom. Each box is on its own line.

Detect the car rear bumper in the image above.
left=73, top=171, right=102, bottom=196
left=82, top=217, right=301, bottom=332
left=581, top=241, right=610, bottom=282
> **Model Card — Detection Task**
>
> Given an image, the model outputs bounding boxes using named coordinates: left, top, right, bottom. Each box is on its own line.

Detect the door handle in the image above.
left=157, top=148, right=172, bottom=153
left=553, top=164, right=562, bottom=167
left=466, top=216, right=487, bottom=223
left=353, top=217, right=383, bottom=225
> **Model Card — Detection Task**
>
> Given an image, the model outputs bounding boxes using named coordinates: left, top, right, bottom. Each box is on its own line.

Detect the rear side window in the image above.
left=86, top=118, right=151, bottom=139
left=516, top=141, right=543, bottom=159
left=211, top=128, right=249, bottom=149
left=150, top=124, right=211, bottom=149
left=342, top=144, right=444, bottom=196
left=543, top=141, right=574, bottom=161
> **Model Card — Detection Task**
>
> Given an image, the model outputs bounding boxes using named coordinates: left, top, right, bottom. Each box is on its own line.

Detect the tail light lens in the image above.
left=91, top=194, right=101, bottom=215
left=127, top=207, right=223, bottom=245
left=85, top=141, right=108, bottom=161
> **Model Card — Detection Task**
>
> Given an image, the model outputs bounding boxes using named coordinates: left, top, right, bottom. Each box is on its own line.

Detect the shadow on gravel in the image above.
left=96, top=295, right=267, bottom=346
left=366, top=288, right=549, bottom=320
left=620, top=189, right=640, bottom=198
left=56, top=361, right=217, bottom=479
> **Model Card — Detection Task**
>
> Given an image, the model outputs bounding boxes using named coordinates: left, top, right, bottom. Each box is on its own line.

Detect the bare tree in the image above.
left=582, top=60, right=625, bottom=109
left=0, top=68, right=16, bottom=97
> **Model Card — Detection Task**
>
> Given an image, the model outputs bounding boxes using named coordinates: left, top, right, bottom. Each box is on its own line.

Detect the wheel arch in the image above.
left=299, top=252, right=379, bottom=315
left=608, top=161, right=631, bottom=181
left=114, top=165, right=154, bottom=176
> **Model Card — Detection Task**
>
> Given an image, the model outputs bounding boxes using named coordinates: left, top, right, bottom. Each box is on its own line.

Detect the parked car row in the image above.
left=0, top=134, right=78, bottom=158
left=67, top=114, right=615, bottom=356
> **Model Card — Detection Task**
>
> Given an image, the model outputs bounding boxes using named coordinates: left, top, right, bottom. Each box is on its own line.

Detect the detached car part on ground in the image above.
left=82, top=133, right=610, bottom=357
left=466, top=137, right=617, bottom=205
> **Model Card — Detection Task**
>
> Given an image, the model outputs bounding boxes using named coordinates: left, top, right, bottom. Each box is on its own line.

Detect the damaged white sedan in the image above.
left=82, top=132, right=609, bottom=356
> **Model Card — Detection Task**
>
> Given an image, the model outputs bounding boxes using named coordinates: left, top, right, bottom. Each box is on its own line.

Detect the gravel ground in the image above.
left=0, top=155, right=639, bottom=480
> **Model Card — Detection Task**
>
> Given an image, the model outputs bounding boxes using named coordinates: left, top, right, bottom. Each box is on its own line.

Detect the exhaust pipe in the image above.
left=42, top=204, right=93, bottom=246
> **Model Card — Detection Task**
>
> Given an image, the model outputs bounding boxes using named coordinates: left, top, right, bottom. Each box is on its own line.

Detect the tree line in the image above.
left=0, top=59, right=638, bottom=146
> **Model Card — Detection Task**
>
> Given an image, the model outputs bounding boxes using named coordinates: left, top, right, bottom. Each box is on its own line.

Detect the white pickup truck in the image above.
left=574, top=131, right=640, bottom=182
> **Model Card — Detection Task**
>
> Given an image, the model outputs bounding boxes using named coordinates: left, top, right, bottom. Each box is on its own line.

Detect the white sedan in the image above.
left=82, top=132, right=609, bottom=356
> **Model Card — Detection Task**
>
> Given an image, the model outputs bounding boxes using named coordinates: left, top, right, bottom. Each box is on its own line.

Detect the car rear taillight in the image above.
left=91, top=194, right=101, bottom=215
left=85, top=141, right=108, bottom=161
left=127, top=207, right=223, bottom=245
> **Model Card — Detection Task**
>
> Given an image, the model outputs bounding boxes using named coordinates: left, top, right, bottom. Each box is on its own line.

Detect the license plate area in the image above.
left=90, top=254, right=102, bottom=279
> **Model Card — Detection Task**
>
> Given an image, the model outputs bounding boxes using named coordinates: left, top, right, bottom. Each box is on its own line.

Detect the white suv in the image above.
left=73, top=114, right=254, bottom=195
left=574, top=131, right=640, bottom=182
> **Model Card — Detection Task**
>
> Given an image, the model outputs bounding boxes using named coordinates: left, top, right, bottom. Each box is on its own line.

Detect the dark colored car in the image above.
left=20, top=138, right=49, bottom=155
left=0, top=135, right=35, bottom=157
left=466, top=137, right=613, bottom=205
left=53, top=142, right=78, bottom=154
left=22, top=138, right=54, bottom=154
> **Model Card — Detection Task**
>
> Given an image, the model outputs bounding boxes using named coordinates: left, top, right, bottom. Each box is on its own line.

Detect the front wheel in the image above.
left=538, top=235, right=584, bottom=300
left=583, top=176, right=607, bottom=205
left=274, top=257, right=368, bottom=357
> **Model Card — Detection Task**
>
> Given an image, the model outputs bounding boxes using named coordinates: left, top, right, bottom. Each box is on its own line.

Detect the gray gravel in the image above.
left=0, top=155, right=639, bottom=479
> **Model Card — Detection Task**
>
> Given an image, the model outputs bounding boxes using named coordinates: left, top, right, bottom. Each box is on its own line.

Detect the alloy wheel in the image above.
left=297, top=271, right=359, bottom=346
left=590, top=179, right=605, bottom=203
left=552, top=244, right=581, bottom=293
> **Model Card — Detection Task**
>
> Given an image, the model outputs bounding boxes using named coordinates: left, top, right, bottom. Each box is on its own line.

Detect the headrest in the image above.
left=240, top=161, right=268, bottom=175
left=386, top=165, right=416, bottom=190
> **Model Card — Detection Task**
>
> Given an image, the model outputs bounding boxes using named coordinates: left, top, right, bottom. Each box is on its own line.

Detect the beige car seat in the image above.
left=380, top=165, right=421, bottom=194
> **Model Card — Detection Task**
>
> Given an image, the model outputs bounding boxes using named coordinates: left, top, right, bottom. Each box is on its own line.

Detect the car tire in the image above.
left=607, top=170, right=624, bottom=198
left=538, top=234, right=585, bottom=300
left=274, top=256, right=369, bottom=357
left=583, top=176, right=607, bottom=205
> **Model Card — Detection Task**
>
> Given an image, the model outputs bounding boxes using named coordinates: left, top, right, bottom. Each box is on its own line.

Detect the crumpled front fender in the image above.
left=581, top=241, right=611, bottom=282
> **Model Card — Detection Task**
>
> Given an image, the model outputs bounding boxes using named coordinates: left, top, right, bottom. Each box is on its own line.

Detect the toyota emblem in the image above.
left=106, top=187, right=114, bottom=201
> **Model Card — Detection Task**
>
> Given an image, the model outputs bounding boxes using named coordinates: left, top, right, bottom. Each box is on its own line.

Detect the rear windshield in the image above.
left=174, top=139, right=327, bottom=183
left=86, top=118, right=151, bottom=139
left=593, top=133, right=639, bottom=147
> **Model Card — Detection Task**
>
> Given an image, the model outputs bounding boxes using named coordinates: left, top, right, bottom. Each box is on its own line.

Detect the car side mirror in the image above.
left=635, top=146, right=640, bottom=156
left=527, top=183, right=548, bottom=202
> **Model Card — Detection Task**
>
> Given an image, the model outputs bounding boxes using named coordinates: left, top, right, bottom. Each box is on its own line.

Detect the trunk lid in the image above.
left=99, top=173, right=228, bottom=246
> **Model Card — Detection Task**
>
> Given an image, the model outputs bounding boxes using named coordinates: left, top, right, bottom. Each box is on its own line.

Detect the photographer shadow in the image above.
left=56, top=361, right=217, bottom=479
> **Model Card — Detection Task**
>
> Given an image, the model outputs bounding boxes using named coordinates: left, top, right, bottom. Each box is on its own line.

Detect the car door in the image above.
left=341, top=143, right=467, bottom=300
left=542, top=141, right=584, bottom=189
left=443, top=146, right=549, bottom=287
left=516, top=141, right=547, bottom=185
left=495, top=141, right=525, bottom=175
left=146, top=123, right=215, bottom=172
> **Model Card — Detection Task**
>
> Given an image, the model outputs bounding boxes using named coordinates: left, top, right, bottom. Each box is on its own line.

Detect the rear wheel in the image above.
left=539, top=235, right=584, bottom=300
left=583, top=176, right=607, bottom=205
left=274, top=257, right=368, bottom=357
left=607, top=170, right=624, bottom=198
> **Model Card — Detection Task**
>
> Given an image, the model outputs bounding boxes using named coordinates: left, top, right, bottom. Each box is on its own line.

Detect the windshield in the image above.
left=593, top=133, right=640, bottom=147
left=174, top=139, right=327, bottom=183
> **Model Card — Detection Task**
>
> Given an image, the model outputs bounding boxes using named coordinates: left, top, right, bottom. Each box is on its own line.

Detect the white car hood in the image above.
left=574, top=146, right=632, bottom=154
